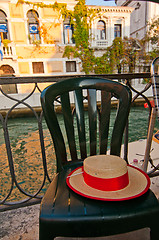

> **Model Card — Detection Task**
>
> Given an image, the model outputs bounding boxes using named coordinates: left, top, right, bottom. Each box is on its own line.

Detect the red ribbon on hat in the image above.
left=83, top=170, right=129, bottom=191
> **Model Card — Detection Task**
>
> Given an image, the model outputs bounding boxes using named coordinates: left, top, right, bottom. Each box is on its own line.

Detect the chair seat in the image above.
left=40, top=162, right=159, bottom=239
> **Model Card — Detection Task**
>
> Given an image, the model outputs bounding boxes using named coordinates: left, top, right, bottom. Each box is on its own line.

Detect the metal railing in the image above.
left=0, top=72, right=157, bottom=211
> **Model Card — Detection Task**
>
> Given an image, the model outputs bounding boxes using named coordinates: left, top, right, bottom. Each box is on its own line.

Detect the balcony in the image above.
left=2, top=42, right=17, bottom=60
left=91, top=40, right=108, bottom=49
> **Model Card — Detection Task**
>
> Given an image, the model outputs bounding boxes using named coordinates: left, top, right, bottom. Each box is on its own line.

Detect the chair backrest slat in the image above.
left=42, top=91, right=67, bottom=171
left=61, top=92, right=78, bottom=161
left=74, top=89, right=87, bottom=160
left=110, top=93, right=129, bottom=156
left=99, top=91, right=111, bottom=154
left=87, top=89, right=97, bottom=156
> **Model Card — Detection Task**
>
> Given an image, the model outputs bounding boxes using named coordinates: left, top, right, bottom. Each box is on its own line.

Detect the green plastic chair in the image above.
left=39, top=77, right=159, bottom=240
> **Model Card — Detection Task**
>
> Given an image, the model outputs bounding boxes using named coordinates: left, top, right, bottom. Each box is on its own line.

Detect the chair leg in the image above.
left=150, top=226, right=158, bottom=240
left=39, top=223, right=55, bottom=240
left=39, top=231, right=55, bottom=240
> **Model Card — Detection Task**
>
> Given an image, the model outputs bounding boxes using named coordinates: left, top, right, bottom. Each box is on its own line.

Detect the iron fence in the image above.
left=0, top=73, right=156, bottom=211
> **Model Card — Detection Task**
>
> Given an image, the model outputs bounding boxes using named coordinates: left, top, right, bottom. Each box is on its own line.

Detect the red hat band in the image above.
left=83, top=169, right=129, bottom=191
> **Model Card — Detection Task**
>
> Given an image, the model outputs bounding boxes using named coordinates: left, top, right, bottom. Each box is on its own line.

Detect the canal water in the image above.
left=0, top=106, right=159, bottom=202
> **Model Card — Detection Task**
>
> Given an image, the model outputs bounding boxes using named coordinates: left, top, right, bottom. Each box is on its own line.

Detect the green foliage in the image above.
left=144, top=16, right=159, bottom=60
left=18, top=0, right=158, bottom=74
left=146, top=17, right=159, bottom=46
left=63, top=0, right=98, bottom=74
left=94, top=52, right=113, bottom=74
left=63, top=1, right=104, bottom=74
left=63, top=45, right=82, bottom=61
left=149, top=48, right=159, bottom=59
left=73, top=0, right=89, bottom=48
left=107, top=37, right=125, bottom=73
left=17, top=0, right=68, bottom=16
left=122, top=37, right=140, bottom=73
left=17, top=0, right=117, bottom=74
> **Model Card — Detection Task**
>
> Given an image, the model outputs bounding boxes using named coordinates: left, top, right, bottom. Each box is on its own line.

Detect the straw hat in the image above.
left=66, top=155, right=150, bottom=201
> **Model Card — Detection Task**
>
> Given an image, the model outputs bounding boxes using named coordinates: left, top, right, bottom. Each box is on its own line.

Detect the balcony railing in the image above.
left=0, top=72, right=158, bottom=212
left=2, top=42, right=17, bottom=60
left=91, top=40, right=108, bottom=48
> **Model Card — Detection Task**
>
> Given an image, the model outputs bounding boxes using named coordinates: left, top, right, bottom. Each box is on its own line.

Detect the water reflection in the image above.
left=0, top=107, right=158, bottom=202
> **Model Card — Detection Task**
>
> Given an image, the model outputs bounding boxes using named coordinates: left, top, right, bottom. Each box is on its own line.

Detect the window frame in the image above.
left=63, top=18, right=74, bottom=45
left=32, top=62, right=44, bottom=74
left=97, top=20, right=106, bottom=40
left=114, top=24, right=122, bottom=38
left=66, top=61, right=77, bottom=72
left=27, top=10, right=41, bottom=44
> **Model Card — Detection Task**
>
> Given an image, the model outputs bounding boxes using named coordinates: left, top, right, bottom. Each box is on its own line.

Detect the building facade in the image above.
left=116, top=0, right=159, bottom=49
left=115, top=0, right=159, bottom=75
left=0, top=0, right=132, bottom=94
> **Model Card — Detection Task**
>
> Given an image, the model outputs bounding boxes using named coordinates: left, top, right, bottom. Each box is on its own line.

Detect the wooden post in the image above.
left=143, top=107, right=157, bottom=172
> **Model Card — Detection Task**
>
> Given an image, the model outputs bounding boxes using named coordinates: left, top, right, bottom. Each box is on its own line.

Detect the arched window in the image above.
left=0, top=10, right=9, bottom=41
left=97, top=20, right=106, bottom=40
left=63, top=18, right=74, bottom=44
left=27, top=10, right=40, bottom=44
left=0, top=65, right=17, bottom=94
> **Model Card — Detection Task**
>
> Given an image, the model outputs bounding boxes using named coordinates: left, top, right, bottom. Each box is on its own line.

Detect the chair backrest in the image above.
left=41, top=77, right=132, bottom=172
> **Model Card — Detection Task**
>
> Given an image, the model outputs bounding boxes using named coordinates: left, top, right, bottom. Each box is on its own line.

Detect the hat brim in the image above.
left=66, top=165, right=150, bottom=201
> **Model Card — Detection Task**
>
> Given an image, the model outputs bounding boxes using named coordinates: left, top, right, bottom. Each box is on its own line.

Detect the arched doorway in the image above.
left=0, top=65, right=17, bottom=94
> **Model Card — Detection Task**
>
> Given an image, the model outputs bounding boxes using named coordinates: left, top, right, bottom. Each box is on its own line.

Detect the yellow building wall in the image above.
left=42, top=8, right=60, bottom=19
left=9, top=4, right=24, bottom=18
left=9, top=3, right=63, bottom=58
left=0, top=1, right=76, bottom=95
left=19, top=83, right=51, bottom=93
left=19, top=83, right=34, bottom=93
left=16, top=46, right=58, bottom=59
left=41, top=22, right=62, bottom=44
left=36, top=83, right=53, bottom=92
left=18, top=63, right=50, bottom=94
left=18, top=62, right=30, bottom=74
left=47, top=61, right=63, bottom=73
left=12, top=22, right=27, bottom=44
